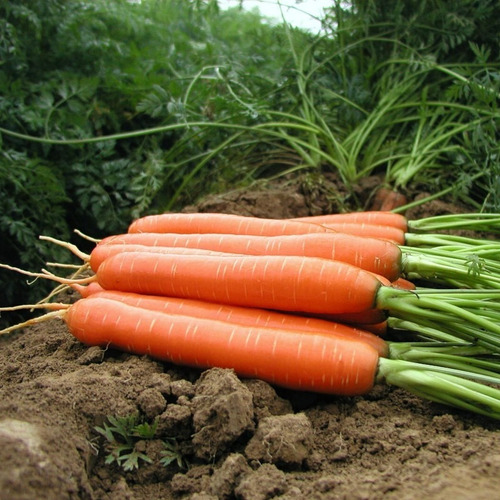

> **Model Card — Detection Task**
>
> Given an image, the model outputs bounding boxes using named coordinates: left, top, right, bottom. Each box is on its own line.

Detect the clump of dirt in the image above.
left=244, top=413, right=313, bottom=467
left=191, top=368, right=254, bottom=461
left=0, top=174, right=498, bottom=500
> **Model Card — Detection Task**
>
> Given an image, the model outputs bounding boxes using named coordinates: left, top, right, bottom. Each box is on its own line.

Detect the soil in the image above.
left=1, top=174, right=499, bottom=500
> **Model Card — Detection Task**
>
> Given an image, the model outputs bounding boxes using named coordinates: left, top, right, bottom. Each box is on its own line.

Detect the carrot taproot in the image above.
left=128, top=212, right=333, bottom=236
left=94, top=252, right=383, bottom=315
left=71, top=276, right=387, bottom=332
left=76, top=277, right=387, bottom=331
left=0, top=258, right=390, bottom=332
left=66, top=296, right=381, bottom=395
left=293, top=211, right=409, bottom=232
left=91, top=232, right=403, bottom=281
left=83, top=289, right=389, bottom=356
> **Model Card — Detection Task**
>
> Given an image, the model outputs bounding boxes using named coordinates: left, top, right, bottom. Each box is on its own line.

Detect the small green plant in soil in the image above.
left=95, top=414, right=186, bottom=472
left=160, top=438, right=188, bottom=470
left=95, top=414, right=155, bottom=471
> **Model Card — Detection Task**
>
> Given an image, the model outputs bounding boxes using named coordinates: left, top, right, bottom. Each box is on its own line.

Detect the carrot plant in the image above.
left=95, top=415, right=156, bottom=471
left=95, top=414, right=187, bottom=472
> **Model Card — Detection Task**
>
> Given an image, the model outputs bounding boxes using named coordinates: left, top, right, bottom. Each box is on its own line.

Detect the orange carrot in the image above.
left=89, top=244, right=231, bottom=272
left=75, top=279, right=388, bottom=333
left=349, top=320, right=388, bottom=337
left=128, top=212, right=333, bottom=236
left=94, top=252, right=383, bottom=315
left=293, top=211, right=408, bottom=232
left=391, top=277, right=416, bottom=291
left=66, top=296, right=381, bottom=395
left=83, top=289, right=389, bottom=356
left=92, top=232, right=403, bottom=281
left=370, top=189, right=408, bottom=212
left=311, top=222, right=406, bottom=245
left=71, top=281, right=105, bottom=298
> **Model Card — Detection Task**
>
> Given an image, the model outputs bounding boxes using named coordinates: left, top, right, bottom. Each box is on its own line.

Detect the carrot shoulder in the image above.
left=66, top=297, right=381, bottom=396
left=95, top=252, right=383, bottom=315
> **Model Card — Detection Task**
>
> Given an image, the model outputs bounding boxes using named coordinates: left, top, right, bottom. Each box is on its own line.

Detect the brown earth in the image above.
left=1, top=174, right=499, bottom=500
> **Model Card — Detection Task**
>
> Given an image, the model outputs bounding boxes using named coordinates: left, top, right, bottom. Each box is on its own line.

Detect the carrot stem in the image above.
left=377, top=358, right=500, bottom=419
left=406, top=232, right=498, bottom=248
left=401, top=250, right=500, bottom=289
left=377, top=287, right=500, bottom=352
left=407, top=213, right=500, bottom=233
left=387, top=317, right=466, bottom=343
left=388, top=342, right=500, bottom=379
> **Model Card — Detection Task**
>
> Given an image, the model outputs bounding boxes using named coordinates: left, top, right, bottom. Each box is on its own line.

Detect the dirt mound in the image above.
left=0, top=175, right=498, bottom=500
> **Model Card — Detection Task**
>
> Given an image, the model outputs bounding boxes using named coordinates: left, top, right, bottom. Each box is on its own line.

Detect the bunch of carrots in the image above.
left=3, top=210, right=500, bottom=419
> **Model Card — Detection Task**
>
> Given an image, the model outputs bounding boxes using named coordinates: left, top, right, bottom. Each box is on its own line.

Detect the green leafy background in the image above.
left=1, top=0, right=499, bottom=317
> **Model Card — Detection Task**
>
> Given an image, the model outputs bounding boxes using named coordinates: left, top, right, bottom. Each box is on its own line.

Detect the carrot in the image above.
left=68, top=297, right=382, bottom=395
left=71, top=281, right=105, bottom=298
left=91, top=232, right=403, bottom=281
left=370, top=189, right=408, bottom=212
left=0, top=296, right=379, bottom=395
left=73, top=279, right=390, bottom=333
left=82, top=289, right=389, bottom=356
left=128, top=211, right=500, bottom=244
left=309, top=222, right=406, bottom=245
left=89, top=244, right=235, bottom=272
left=94, top=252, right=383, bottom=315
left=128, top=212, right=405, bottom=243
left=295, top=212, right=500, bottom=242
left=350, top=320, right=388, bottom=337
left=293, top=211, right=409, bottom=232
left=391, top=277, right=416, bottom=291
left=128, top=212, right=334, bottom=236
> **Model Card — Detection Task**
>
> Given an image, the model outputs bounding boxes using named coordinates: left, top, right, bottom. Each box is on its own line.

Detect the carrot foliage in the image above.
left=94, top=414, right=187, bottom=472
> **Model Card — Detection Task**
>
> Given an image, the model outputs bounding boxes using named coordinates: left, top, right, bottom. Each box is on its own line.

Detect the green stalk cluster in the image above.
left=374, top=211, right=500, bottom=417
